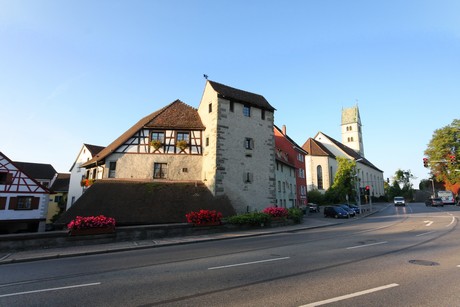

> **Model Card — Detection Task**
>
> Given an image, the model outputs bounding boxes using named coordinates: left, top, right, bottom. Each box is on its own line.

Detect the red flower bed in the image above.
left=186, top=210, right=222, bottom=225
left=67, top=215, right=116, bottom=230
left=262, top=206, right=289, bottom=218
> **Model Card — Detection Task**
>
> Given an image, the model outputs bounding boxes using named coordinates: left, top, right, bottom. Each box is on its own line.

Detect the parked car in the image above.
left=346, top=204, right=361, bottom=214
left=324, top=206, right=349, bottom=219
left=426, top=198, right=444, bottom=207
left=393, top=196, right=405, bottom=206
left=339, top=204, right=356, bottom=217
left=308, top=203, right=320, bottom=213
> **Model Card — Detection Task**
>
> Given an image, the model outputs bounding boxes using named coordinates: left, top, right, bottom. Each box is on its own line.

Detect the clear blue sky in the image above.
left=1, top=0, right=459, bottom=188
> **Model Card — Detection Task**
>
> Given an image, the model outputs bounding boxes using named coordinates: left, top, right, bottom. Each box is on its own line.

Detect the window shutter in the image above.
left=6, top=173, right=13, bottom=184
left=9, top=197, right=17, bottom=210
left=0, top=197, right=6, bottom=210
left=250, top=139, right=254, bottom=149
left=32, top=197, right=40, bottom=209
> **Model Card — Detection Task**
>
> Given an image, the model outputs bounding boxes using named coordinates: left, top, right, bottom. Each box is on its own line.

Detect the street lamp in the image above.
left=354, top=158, right=363, bottom=213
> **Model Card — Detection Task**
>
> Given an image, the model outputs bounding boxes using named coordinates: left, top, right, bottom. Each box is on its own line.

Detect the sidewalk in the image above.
left=0, top=204, right=387, bottom=265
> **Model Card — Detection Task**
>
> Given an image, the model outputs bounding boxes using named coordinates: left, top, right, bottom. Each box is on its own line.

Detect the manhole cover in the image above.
left=409, top=260, right=440, bottom=266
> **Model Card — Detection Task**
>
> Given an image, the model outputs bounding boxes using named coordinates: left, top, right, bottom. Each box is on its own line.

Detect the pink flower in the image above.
left=262, top=206, right=288, bottom=218
left=67, top=215, right=116, bottom=230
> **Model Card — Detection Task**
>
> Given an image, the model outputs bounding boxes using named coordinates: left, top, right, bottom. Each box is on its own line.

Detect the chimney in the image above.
left=282, top=125, right=286, bottom=135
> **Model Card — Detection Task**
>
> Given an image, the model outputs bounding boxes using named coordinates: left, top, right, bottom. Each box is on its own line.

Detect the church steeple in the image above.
left=341, top=105, right=364, bottom=157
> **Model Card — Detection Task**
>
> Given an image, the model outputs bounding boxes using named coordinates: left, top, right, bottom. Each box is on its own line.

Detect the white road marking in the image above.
left=299, top=283, right=399, bottom=307
left=346, top=241, right=387, bottom=250
left=424, top=220, right=433, bottom=226
left=0, top=253, right=11, bottom=261
left=0, top=282, right=101, bottom=298
left=416, top=231, right=436, bottom=237
left=446, top=216, right=455, bottom=227
left=208, top=256, right=290, bottom=270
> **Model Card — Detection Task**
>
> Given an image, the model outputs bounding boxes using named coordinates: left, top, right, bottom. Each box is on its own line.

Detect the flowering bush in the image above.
left=67, top=215, right=116, bottom=230
left=186, top=210, right=222, bottom=225
left=150, top=139, right=163, bottom=150
left=262, top=206, right=289, bottom=218
left=80, top=179, right=95, bottom=187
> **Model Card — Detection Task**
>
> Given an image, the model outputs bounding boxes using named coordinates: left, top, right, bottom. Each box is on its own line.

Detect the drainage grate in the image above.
left=409, top=260, right=440, bottom=266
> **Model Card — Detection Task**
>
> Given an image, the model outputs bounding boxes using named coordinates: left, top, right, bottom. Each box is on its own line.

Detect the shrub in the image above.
left=226, top=212, right=271, bottom=226
left=185, top=210, right=222, bottom=225
left=262, top=206, right=289, bottom=218
left=307, top=189, right=326, bottom=205
left=67, top=215, right=116, bottom=230
left=288, top=207, right=303, bottom=223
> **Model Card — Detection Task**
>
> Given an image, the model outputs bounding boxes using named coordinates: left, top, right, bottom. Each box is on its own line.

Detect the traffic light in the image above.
left=423, top=158, right=429, bottom=168
left=450, top=155, right=456, bottom=164
left=365, top=185, right=370, bottom=195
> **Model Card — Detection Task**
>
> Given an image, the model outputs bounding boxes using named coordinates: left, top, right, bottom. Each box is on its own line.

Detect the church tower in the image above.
left=341, top=105, right=364, bottom=157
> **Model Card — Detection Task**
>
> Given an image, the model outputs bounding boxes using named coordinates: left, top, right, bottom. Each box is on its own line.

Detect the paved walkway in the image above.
left=0, top=204, right=388, bottom=265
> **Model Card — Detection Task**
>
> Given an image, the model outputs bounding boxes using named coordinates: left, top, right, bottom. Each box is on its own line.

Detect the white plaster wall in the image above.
left=66, top=145, right=95, bottom=210
left=275, top=162, right=297, bottom=207
left=0, top=193, right=49, bottom=221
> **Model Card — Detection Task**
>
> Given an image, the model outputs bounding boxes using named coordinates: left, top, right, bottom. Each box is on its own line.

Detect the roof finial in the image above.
left=203, top=74, right=208, bottom=80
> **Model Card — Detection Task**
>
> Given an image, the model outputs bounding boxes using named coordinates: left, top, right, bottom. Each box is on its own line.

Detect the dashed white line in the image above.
left=208, top=256, right=290, bottom=270
left=299, top=283, right=399, bottom=306
left=0, top=282, right=101, bottom=298
left=416, top=231, right=436, bottom=237
left=346, top=241, right=388, bottom=250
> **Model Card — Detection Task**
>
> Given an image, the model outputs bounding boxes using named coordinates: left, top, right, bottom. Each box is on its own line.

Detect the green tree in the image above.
left=424, top=119, right=460, bottom=184
left=325, top=157, right=356, bottom=204
left=388, top=169, right=414, bottom=200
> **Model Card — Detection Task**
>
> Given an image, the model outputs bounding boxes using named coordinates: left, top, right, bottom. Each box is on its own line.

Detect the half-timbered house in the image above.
left=0, top=152, right=50, bottom=233
left=82, top=100, right=205, bottom=182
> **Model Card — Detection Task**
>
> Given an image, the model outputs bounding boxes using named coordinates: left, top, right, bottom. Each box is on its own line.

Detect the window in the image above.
left=230, top=101, right=234, bottom=112
left=278, top=181, right=281, bottom=192
left=17, top=196, right=33, bottom=210
left=151, top=131, right=165, bottom=142
left=0, top=197, right=6, bottom=210
left=208, top=103, right=212, bottom=113
left=298, top=168, right=305, bottom=178
left=297, top=154, right=304, bottom=162
left=244, top=172, right=253, bottom=183
left=243, top=105, right=251, bottom=117
left=108, top=161, right=116, bottom=178
left=244, top=138, right=254, bottom=150
left=205, top=137, right=209, bottom=146
left=154, top=163, right=168, bottom=179
left=283, top=182, right=285, bottom=193
left=261, top=109, right=265, bottom=120
left=177, top=132, right=189, bottom=142
left=0, top=172, right=12, bottom=185
left=317, top=165, right=323, bottom=189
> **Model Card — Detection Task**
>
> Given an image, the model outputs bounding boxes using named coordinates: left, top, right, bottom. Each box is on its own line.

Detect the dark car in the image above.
left=324, top=206, right=349, bottom=219
left=347, top=204, right=361, bottom=214
left=426, top=198, right=444, bottom=207
left=339, top=204, right=356, bottom=217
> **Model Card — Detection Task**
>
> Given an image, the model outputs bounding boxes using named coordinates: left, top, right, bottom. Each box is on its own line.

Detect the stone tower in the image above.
left=341, top=105, right=364, bottom=157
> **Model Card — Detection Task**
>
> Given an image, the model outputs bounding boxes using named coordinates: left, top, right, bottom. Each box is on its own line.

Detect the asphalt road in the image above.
left=1, top=203, right=459, bottom=306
